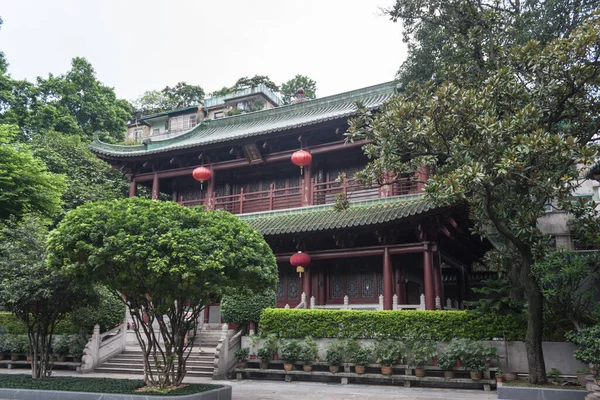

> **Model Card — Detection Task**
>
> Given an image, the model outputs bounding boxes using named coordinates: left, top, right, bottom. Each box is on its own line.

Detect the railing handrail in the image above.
left=99, top=324, right=123, bottom=340
left=215, top=185, right=302, bottom=202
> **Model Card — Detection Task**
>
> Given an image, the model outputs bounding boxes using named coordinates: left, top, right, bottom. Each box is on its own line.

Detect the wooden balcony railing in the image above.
left=179, top=177, right=419, bottom=214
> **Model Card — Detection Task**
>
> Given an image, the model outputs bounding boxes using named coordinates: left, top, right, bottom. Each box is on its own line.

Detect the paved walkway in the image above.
left=0, top=369, right=497, bottom=400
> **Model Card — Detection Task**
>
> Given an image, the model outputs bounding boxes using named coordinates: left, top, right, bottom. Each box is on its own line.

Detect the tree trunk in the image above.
left=521, top=256, right=547, bottom=384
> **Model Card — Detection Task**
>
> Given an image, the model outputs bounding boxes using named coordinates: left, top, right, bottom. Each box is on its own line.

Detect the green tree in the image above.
left=0, top=124, right=65, bottom=221
left=346, top=14, right=600, bottom=383
left=134, top=82, right=204, bottom=115
left=0, top=215, right=94, bottom=378
left=280, top=75, right=317, bottom=105
left=29, top=131, right=128, bottom=218
left=221, top=289, right=276, bottom=328
left=47, top=198, right=278, bottom=387
left=232, top=75, right=279, bottom=92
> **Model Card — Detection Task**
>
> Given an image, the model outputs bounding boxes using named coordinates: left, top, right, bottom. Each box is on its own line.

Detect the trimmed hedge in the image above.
left=0, top=312, right=75, bottom=335
left=259, top=309, right=526, bottom=341
left=221, top=290, right=276, bottom=327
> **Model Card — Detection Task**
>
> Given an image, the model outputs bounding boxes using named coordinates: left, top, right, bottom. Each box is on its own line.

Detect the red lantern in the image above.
left=192, top=166, right=212, bottom=189
left=290, top=251, right=311, bottom=277
left=291, top=150, right=312, bottom=175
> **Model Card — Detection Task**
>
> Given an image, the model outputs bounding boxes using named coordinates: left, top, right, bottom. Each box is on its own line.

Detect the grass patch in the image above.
left=0, top=375, right=221, bottom=396
left=503, top=380, right=586, bottom=390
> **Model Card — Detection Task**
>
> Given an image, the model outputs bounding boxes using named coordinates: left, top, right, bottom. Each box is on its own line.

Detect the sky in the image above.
left=0, top=0, right=406, bottom=102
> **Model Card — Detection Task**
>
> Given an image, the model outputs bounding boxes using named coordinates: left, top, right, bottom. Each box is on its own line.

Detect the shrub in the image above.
left=234, top=348, right=249, bottom=362
left=411, top=340, right=437, bottom=367
left=220, top=290, right=276, bottom=328
left=68, top=335, right=88, bottom=357
left=352, top=346, right=372, bottom=366
left=279, top=340, right=301, bottom=363
left=7, top=335, right=29, bottom=354
left=297, top=337, right=317, bottom=363
left=259, top=309, right=526, bottom=340
left=566, top=324, right=600, bottom=369
left=70, top=286, right=125, bottom=333
left=263, top=333, right=279, bottom=356
left=0, top=312, right=75, bottom=335
left=325, top=341, right=344, bottom=366
left=52, top=336, right=70, bottom=356
left=257, top=347, right=272, bottom=362
left=437, top=353, right=456, bottom=370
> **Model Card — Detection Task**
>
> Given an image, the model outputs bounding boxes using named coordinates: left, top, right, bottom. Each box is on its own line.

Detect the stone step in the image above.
left=105, top=359, right=214, bottom=367
left=112, top=354, right=215, bottom=362
left=94, top=366, right=213, bottom=377
left=100, top=362, right=214, bottom=372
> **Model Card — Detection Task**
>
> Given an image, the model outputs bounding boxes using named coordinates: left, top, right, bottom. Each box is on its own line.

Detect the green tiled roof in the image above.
left=90, top=81, right=398, bottom=158
left=140, top=105, right=200, bottom=121
left=238, top=195, right=442, bottom=236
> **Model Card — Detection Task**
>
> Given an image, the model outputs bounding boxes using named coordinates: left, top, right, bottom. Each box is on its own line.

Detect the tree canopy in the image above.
left=133, top=82, right=205, bottom=115
left=348, top=6, right=600, bottom=383
left=280, top=74, right=317, bottom=105
left=0, top=124, right=65, bottom=221
left=47, top=198, right=278, bottom=387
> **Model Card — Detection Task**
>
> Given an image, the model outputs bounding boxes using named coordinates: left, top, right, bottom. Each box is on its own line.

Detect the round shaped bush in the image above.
left=221, top=289, right=276, bottom=327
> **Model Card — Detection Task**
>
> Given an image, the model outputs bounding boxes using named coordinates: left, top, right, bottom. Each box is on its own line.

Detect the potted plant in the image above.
left=69, top=335, right=87, bottom=363
left=496, top=368, right=503, bottom=383
left=567, top=324, right=600, bottom=380
left=298, top=337, right=317, bottom=372
left=444, top=338, right=468, bottom=368
left=437, top=353, right=456, bottom=379
left=483, top=345, right=498, bottom=369
left=377, top=348, right=396, bottom=375
left=351, top=346, right=371, bottom=375
left=52, top=336, right=70, bottom=362
left=0, top=336, right=7, bottom=361
left=257, top=348, right=271, bottom=370
left=325, top=341, right=343, bottom=374
left=234, top=347, right=250, bottom=369
left=464, top=350, right=486, bottom=381
left=280, top=339, right=300, bottom=372
left=411, top=341, right=437, bottom=377
left=264, top=334, right=279, bottom=361
left=9, top=335, right=28, bottom=361
left=247, top=334, right=261, bottom=360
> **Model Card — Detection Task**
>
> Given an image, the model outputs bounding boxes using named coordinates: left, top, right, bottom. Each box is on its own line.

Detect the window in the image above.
left=169, top=113, right=197, bottom=133
left=134, top=129, right=143, bottom=141
left=152, top=128, right=160, bottom=136
left=214, top=111, right=224, bottom=119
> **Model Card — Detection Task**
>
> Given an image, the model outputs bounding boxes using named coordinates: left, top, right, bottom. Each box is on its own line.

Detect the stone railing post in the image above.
left=343, top=296, right=349, bottom=310
left=419, top=294, right=426, bottom=310
left=393, top=294, right=398, bottom=311
left=284, top=304, right=290, bottom=309
left=454, top=300, right=460, bottom=310
left=249, top=322, right=255, bottom=336
left=446, top=298, right=452, bottom=309
left=301, top=292, right=307, bottom=308
left=435, top=296, right=441, bottom=310
left=310, top=296, right=315, bottom=309
left=378, top=295, right=384, bottom=311
left=80, top=324, right=100, bottom=372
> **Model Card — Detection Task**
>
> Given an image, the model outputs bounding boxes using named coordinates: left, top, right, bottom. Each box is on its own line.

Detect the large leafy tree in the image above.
left=133, top=82, right=204, bottom=115
left=347, top=12, right=600, bottom=383
left=0, top=215, right=94, bottom=378
left=209, top=75, right=280, bottom=98
left=29, top=131, right=128, bottom=219
left=280, top=74, right=317, bottom=105
left=0, top=124, right=65, bottom=221
left=47, top=198, right=278, bottom=388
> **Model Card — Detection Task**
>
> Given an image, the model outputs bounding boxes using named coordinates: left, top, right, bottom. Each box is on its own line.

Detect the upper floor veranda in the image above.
left=91, top=81, right=417, bottom=216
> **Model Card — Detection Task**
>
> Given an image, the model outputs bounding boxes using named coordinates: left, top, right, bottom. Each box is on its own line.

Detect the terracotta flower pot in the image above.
left=283, top=363, right=294, bottom=372
left=10, top=354, right=19, bottom=361
left=250, top=354, right=256, bottom=360
left=496, top=376, right=503, bottom=383
left=415, top=367, right=426, bottom=377
left=444, top=370, right=454, bottom=379
left=380, top=366, right=393, bottom=375
left=238, top=361, right=247, bottom=369
left=432, top=357, right=438, bottom=366
left=26, top=355, right=32, bottom=361
left=455, top=359, right=462, bottom=368
left=470, top=371, right=483, bottom=381
left=485, top=360, right=492, bottom=369
left=56, top=355, right=66, bottom=362
left=329, top=365, right=340, bottom=374
left=0, top=354, right=5, bottom=361
left=273, top=353, right=279, bottom=361
left=259, top=361, right=269, bottom=370
left=303, top=364, right=313, bottom=372
left=355, top=365, right=366, bottom=375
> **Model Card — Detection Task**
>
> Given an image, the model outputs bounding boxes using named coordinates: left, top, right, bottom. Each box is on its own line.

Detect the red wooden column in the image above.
left=302, top=267, right=311, bottom=302
left=151, top=173, right=160, bottom=200
left=423, top=245, right=435, bottom=310
left=433, top=259, right=442, bottom=309
left=416, top=167, right=429, bottom=193
left=129, top=176, right=137, bottom=198
left=301, top=163, right=313, bottom=206
left=205, top=166, right=215, bottom=210
left=383, top=247, right=393, bottom=310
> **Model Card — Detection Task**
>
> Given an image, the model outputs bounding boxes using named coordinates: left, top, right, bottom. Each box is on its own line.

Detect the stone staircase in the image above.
left=94, top=329, right=224, bottom=378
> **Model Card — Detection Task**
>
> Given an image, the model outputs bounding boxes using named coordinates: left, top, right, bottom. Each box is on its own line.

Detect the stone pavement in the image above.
left=0, top=369, right=498, bottom=400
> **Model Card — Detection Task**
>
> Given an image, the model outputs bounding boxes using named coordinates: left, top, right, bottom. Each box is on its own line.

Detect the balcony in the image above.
left=179, top=177, right=418, bottom=215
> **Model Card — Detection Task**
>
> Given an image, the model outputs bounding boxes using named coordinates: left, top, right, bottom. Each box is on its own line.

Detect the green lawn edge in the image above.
left=0, top=375, right=222, bottom=396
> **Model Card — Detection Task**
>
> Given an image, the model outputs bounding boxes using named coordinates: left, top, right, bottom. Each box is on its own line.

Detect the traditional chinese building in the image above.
left=90, top=82, right=490, bottom=324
